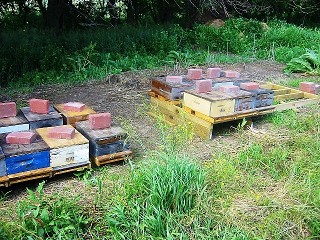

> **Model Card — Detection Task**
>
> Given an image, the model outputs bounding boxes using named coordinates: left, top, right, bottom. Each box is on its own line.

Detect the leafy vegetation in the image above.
left=285, top=49, right=320, bottom=75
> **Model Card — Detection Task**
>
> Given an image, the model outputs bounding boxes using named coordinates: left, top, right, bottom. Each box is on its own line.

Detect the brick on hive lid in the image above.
left=219, top=85, right=240, bottom=95
left=6, top=131, right=36, bottom=145
left=207, top=68, right=221, bottom=79
left=63, top=102, right=86, bottom=112
left=0, top=102, right=17, bottom=118
left=89, top=112, right=111, bottom=130
left=188, top=69, right=202, bottom=80
left=240, top=82, right=259, bottom=91
left=29, top=98, right=50, bottom=114
left=195, top=79, right=212, bottom=93
left=166, top=76, right=183, bottom=84
left=48, top=125, right=75, bottom=139
left=221, top=70, right=240, bottom=79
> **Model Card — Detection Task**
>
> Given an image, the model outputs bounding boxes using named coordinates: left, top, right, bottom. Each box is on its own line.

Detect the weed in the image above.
left=285, top=49, right=320, bottom=75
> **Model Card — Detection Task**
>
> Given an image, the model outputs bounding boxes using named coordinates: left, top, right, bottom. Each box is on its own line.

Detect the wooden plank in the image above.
left=8, top=167, right=53, bottom=185
left=0, top=110, right=29, bottom=134
left=36, top=125, right=89, bottom=149
left=275, top=92, right=305, bottom=101
left=148, top=91, right=181, bottom=106
left=94, top=150, right=133, bottom=166
left=275, top=98, right=319, bottom=111
left=273, top=89, right=290, bottom=95
left=50, top=143, right=89, bottom=168
left=0, top=176, right=9, bottom=187
left=54, top=104, right=96, bottom=126
left=150, top=97, right=213, bottom=140
left=52, top=162, right=91, bottom=176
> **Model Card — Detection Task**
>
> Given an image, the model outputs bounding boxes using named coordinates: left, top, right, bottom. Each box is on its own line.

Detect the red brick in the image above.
left=222, top=70, right=240, bottom=79
left=207, top=68, right=221, bottom=79
left=195, top=80, right=212, bottom=93
left=0, top=102, right=17, bottom=118
left=166, top=76, right=183, bottom=84
left=63, top=102, right=86, bottom=112
left=89, top=113, right=111, bottom=130
left=188, top=69, right=202, bottom=80
left=48, top=126, right=75, bottom=139
left=240, top=82, right=259, bottom=91
left=6, top=131, right=36, bottom=145
left=300, top=82, right=316, bottom=93
left=219, top=85, right=240, bottom=94
left=29, top=99, right=50, bottom=114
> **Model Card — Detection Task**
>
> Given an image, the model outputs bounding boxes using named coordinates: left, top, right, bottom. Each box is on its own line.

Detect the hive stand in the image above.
left=21, top=106, right=63, bottom=130
left=54, top=104, right=96, bottom=127
left=36, top=126, right=90, bottom=176
left=0, top=110, right=29, bottom=134
left=0, top=132, right=52, bottom=186
left=76, top=121, right=132, bottom=166
left=0, top=147, right=8, bottom=187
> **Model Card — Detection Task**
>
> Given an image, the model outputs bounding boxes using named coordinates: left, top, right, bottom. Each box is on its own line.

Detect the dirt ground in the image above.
left=0, top=60, right=306, bottom=199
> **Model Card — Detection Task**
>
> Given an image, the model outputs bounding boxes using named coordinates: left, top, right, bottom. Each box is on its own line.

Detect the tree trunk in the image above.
left=46, top=0, right=72, bottom=30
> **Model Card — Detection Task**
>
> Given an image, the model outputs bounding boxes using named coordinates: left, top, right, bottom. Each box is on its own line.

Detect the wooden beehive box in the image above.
left=247, top=88, right=274, bottom=108
left=76, top=121, right=132, bottom=166
left=21, top=106, right=63, bottom=130
left=226, top=90, right=254, bottom=112
left=151, top=77, right=194, bottom=100
left=183, top=90, right=235, bottom=117
left=0, top=132, right=50, bottom=175
left=54, top=104, right=96, bottom=126
left=0, top=110, right=29, bottom=134
left=36, top=126, right=90, bottom=172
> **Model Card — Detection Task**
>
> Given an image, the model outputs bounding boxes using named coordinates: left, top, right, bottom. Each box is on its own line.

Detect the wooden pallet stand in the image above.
left=75, top=120, right=132, bottom=166
left=7, top=167, right=53, bottom=186
left=54, top=104, right=96, bottom=126
left=52, top=161, right=91, bottom=176
left=0, top=176, right=9, bottom=187
left=21, top=106, right=63, bottom=130
left=36, top=126, right=90, bottom=172
left=0, top=132, right=50, bottom=175
left=0, top=110, right=29, bottom=134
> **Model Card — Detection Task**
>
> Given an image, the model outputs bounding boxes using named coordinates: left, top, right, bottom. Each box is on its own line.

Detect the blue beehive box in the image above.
left=21, top=106, right=63, bottom=130
left=75, top=121, right=132, bottom=166
left=0, top=132, right=50, bottom=175
left=0, top=110, right=29, bottom=134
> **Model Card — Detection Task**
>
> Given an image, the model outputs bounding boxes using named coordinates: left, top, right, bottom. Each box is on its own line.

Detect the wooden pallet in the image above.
left=52, top=162, right=91, bottom=176
left=148, top=91, right=181, bottom=106
left=93, top=150, right=133, bottom=166
left=7, top=167, right=53, bottom=186
left=149, top=83, right=319, bottom=140
left=0, top=176, right=9, bottom=187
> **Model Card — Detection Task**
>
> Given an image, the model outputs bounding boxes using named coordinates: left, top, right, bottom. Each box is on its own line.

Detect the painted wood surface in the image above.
left=94, top=150, right=133, bottom=166
left=183, top=90, right=235, bottom=117
left=0, top=132, right=49, bottom=156
left=0, top=110, right=29, bottom=134
left=54, top=104, right=96, bottom=126
left=0, top=147, right=6, bottom=177
left=53, top=162, right=90, bottom=175
left=5, top=150, right=50, bottom=174
left=36, top=125, right=89, bottom=149
left=151, top=77, right=194, bottom=100
left=50, top=143, right=89, bottom=168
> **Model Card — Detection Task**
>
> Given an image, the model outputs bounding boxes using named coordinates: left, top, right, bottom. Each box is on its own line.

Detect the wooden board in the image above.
left=52, top=162, right=91, bottom=176
left=54, top=104, right=96, bottom=126
left=0, top=147, right=5, bottom=177
left=21, top=106, right=63, bottom=129
left=0, top=110, right=29, bottom=134
left=0, top=176, right=9, bottom=187
left=93, top=150, right=133, bottom=166
left=50, top=143, right=89, bottom=168
left=148, top=91, right=181, bottom=106
left=183, top=90, right=235, bottom=117
left=36, top=126, right=89, bottom=149
left=150, top=97, right=213, bottom=140
left=7, top=167, right=52, bottom=185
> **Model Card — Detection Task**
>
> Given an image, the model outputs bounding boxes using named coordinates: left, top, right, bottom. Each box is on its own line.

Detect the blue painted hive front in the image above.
left=0, top=132, right=50, bottom=175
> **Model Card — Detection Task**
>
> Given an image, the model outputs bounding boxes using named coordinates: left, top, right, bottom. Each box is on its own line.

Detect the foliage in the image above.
left=285, top=49, right=320, bottom=75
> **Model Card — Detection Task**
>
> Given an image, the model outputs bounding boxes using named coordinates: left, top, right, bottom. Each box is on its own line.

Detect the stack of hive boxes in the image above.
left=0, top=99, right=131, bottom=187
